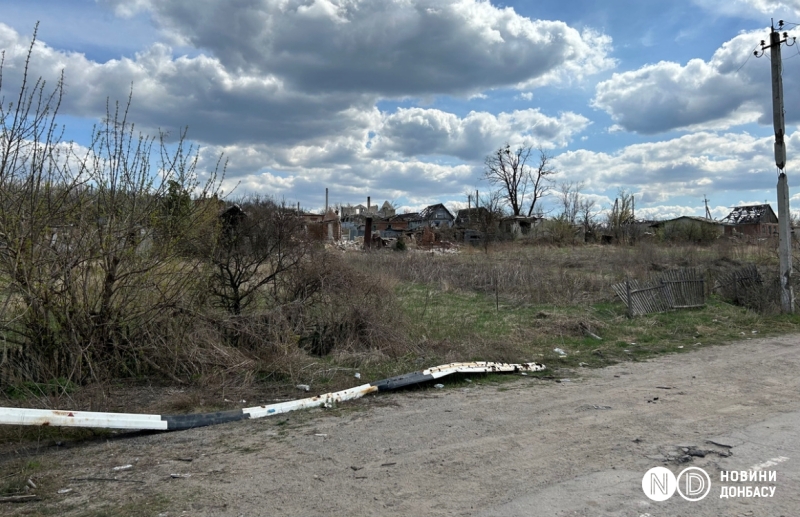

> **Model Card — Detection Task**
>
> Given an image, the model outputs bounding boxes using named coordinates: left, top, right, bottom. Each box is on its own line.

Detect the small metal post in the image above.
left=364, top=216, right=372, bottom=249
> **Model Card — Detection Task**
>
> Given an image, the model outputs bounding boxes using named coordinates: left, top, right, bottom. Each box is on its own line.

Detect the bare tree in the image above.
left=526, top=148, right=557, bottom=218
left=557, top=181, right=584, bottom=224
left=578, top=196, right=597, bottom=238
left=209, top=197, right=311, bottom=316
left=607, top=188, right=635, bottom=243
left=483, top=144, right=556, bottom=217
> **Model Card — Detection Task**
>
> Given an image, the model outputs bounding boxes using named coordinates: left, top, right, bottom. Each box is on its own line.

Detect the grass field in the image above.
left=2, top=239, right=800, bottom=445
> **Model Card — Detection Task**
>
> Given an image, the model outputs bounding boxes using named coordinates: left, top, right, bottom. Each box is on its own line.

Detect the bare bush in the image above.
left=0, top=30, right=223, bottom=384
left=208, top=197, right=310, bottom=316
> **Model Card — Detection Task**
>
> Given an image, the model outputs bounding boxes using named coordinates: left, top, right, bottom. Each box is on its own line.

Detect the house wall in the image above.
left=306, top=220, right=341, bottom=240
left=425, top=208, right=454, bottom=228
left=724, top=223, right=778, bottom=238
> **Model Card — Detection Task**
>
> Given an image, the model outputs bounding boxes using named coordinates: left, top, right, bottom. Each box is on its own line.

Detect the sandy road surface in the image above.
left=5, top=334, right=800, bottom=516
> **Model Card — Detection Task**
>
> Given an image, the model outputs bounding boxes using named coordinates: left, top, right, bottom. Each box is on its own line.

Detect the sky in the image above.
left=4, top=0, right=800, bottom=219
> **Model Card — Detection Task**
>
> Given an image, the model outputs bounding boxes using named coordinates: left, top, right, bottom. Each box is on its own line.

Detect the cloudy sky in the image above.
left=4, top=0, right=800, bottom=219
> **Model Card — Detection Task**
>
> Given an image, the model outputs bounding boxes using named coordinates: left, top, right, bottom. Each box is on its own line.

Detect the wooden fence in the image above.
left=713, top=264, right=762, bottom=305
left=612, top=268, right=706, bottom=317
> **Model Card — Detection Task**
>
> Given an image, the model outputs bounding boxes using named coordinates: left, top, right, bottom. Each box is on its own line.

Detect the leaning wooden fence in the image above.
left=612, top=268, right=706, bottom=317
left=713, top=264, right=762, bottom=305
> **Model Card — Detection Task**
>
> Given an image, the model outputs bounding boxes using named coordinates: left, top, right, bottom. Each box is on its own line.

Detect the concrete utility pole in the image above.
left=757, top=20, right=796, bottom=312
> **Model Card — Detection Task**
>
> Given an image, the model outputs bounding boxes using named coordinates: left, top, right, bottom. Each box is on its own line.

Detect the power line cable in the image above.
left=736, top=44, right=761, bottom=73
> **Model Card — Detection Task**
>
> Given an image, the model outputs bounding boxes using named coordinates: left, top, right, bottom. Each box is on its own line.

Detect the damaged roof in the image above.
left=419, top=203, right=454, bottom=220
left=721, top=204, right=778, bottom=225
left=391, top=212, right=420, bottom=221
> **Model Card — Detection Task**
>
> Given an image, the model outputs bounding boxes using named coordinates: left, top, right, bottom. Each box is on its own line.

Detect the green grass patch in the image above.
left=395, top=279, right=800, bottom=372
left=4, top=378, right=78, bottom=399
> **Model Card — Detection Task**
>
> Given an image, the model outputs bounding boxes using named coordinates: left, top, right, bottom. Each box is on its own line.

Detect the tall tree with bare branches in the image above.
left=483, top=144, right=556, bottom=217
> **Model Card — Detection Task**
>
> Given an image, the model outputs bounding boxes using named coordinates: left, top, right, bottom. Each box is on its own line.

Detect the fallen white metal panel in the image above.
left=0, top=407, right=168, bottom=430
left=424, top=361, right=545, bottom=379
left=245, top=383, right=378, bottom=419
left=0, top=361, right=545, bottom=431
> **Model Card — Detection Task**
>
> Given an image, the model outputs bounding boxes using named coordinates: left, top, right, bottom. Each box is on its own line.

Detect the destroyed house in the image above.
left=379, top=200, right=396, bottom=218
left=374, top=215, right=411, bottom=237
left=305, top=208, right=341, bottom=241
left=418, top=203, right=455, bottom=228
left=454, top=207, right=494, bottom=228
left=649, top=216, right=723, bottom=241
left=721, top=204, right=779, bottom=238
left=219, top=204, right=247, bottom=239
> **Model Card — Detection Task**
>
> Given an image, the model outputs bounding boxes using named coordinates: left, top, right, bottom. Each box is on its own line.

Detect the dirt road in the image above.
left=6, top=334, right=800, bottom=516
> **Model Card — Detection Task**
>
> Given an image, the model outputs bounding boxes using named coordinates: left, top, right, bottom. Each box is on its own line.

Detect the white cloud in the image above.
left=692, top=0, right=800, bottom=18
left=101, top=0, right=153, bottom=18
left=553, top=130, right=791, bottom=202
left=102, top=0, right=614, bottom=97
left=195, top=140, right=480, bottom=206
left=591, top=29, right=786, bottom=134
left=635, top=204, right=708, bottom=220
left=370, top=108, right=591, bottom=161
left=0, top=24, right=378, bottom=147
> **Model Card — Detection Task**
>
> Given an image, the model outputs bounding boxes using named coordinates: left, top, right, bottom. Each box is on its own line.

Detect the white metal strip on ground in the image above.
left=424, top=361, right=545, bottom=379
left=244, top=383, right=378, bottom=419
left=0, top=408, right=168, bottom=430
left=0, top=361, right=545, bottom=431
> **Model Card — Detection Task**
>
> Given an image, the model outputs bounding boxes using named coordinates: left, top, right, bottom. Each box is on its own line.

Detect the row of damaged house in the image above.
left=340, top=202, right=456, bottom=240
left=645, top=204, right=783, bottom=241
left=341, top=202, right=544, bottom=243
left=294, top=190, right=552, bottom=245
left=290, top=192, right=789, bottom=246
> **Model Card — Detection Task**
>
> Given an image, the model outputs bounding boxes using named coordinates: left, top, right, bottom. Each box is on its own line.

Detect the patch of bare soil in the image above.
left=3, top=335, right=800, bottom=516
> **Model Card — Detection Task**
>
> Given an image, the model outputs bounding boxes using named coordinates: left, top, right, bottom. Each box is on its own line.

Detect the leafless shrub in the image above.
left=0, top=29, right=223, bottom=386
left=206, top=196, right=312, bottom=316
